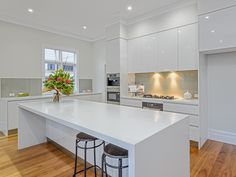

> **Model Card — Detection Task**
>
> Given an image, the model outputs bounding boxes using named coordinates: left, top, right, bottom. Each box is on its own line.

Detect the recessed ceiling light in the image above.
left=205, top=16, right=210, bottom=19
left=28, top=8, right=34, bottom=13
left=83, top=26, right=87, bottom=30
left=211, top=30, right=215, bottom=33
left=127, top=6, right=133, bottom=11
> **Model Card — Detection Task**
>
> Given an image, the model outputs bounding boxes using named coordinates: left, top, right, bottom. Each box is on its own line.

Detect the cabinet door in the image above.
left=140, top=35, right=157, bottom=73
left=128, top=35, right=157, bottom=73
left=120, top=98, right=142, bottom=108
left=178, top=24, right=198, bottom=70
left=7, top=102, right=18, bottom=130
left=128, top=38, right=140, bottom=73
left=199, top=6, right=236, bottom=53
left=106, top=39, right=120, bottom=73
left=157, top=29, right=178, bottom=72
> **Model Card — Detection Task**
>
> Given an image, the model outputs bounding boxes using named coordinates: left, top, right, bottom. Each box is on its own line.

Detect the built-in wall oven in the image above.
left=107, top=73, right=120, bottom=104
left=107, top=87, right=120, bottom=104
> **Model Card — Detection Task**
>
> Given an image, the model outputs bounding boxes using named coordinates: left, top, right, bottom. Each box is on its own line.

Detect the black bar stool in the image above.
left=101, top=143, right=128, bottom=177
left=73, top=132, right=104, bottom=177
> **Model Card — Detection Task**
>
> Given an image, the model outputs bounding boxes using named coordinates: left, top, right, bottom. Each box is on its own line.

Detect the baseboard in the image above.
left=208, top=129, right=236, bottom=145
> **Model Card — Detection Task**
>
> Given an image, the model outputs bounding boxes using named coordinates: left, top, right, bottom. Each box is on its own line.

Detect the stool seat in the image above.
left=76, top=132, right=98, bottom=141
left=104, top=144, right=128, bottom=158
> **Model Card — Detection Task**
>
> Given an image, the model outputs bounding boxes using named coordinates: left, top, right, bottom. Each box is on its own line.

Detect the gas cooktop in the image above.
left=143, top=94, right=175, bottom=100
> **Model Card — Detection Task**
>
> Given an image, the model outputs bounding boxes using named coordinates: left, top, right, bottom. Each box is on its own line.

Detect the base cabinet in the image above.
left=120, top=98, right=142, bottom=108
left=163, top=102, right=200, bottom=145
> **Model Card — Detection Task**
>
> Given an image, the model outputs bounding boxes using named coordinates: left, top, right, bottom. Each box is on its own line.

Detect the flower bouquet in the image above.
left=43, top=69, right=74, bottom=102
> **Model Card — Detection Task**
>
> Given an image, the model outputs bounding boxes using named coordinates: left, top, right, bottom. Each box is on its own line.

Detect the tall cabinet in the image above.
left=106, top=39, right=120, bottom=74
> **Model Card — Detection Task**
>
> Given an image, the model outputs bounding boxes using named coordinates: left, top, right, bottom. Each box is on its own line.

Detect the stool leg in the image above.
left=118, top=158, right=123, bottom=177
left=93, top=141, right=97, bottom=177
left=101, top=154, right=105, bottom=177
left=104, top=156, right=108, bottom=177
left=73, top=140, right=78, bottom=177
left=84, top=141, right=88, bottom=177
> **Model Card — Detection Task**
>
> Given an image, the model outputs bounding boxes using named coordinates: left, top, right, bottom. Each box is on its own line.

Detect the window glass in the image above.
left=62, top=51, right=76, bottom=63
left=45, top=49, right=59, bottom=61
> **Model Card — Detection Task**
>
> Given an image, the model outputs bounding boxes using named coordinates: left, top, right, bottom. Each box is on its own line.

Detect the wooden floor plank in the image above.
left=1, top=135, right=236, bottom=177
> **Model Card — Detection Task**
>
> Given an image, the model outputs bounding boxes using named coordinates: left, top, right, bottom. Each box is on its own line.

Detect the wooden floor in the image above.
left=0, top=135, right=236, bottom=177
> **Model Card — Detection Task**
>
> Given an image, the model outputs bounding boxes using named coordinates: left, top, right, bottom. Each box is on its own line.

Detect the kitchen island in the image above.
left=18, top=99, right=189, bottom=177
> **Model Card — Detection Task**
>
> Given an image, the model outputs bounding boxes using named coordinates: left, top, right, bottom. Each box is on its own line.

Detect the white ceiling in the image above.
left=0, top=0, right=188, bottom=41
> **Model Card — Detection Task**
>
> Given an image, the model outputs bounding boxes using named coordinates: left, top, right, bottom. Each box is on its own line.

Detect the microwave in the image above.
left=107, top=73, right=120, bottom=87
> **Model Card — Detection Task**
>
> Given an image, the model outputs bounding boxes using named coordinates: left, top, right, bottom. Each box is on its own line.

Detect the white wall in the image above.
left=0, top=20, right=93, bottom=80
left=207, top=52, right=236, bottom=134
left=127, top=3, right=198, bottom=39
left=92, top=40, right=106, bottom=101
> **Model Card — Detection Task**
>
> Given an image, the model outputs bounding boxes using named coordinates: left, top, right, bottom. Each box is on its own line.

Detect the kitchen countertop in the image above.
left=0, top=92, right=102, bottom=102
left=18, top=99, right=190, bottom=177
left=121, top=96, right=199, bottom=106
left=18, top=99, right=188, bottom=145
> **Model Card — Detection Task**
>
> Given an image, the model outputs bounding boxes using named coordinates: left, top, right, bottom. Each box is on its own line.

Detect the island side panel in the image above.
left=46, top=119, right=128, bottom=177
left=18, top=108, right=47, bottom=149
left=134, top=118, right=190, bottom=177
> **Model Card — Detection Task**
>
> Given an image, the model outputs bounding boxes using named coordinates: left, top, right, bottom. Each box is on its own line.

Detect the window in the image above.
left=44, top=48, right=77, bottom=91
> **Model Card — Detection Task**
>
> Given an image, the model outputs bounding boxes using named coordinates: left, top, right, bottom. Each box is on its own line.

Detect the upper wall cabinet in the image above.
left=106, top=39, right=120, bottom=74
left=128, top=35, right=157, bottom=73
left=198, top=0, right=236, bottom=15
left=157, top=29, right=178, bottom=72
left=178, top=24, right=198, bottom=70
left=199, top=6, right=236, bottom=53
left=127, top=25, right=198, bottom=73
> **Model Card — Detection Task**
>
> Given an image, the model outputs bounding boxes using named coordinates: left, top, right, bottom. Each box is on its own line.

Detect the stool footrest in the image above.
left=75, top=165, right=102, bottom=174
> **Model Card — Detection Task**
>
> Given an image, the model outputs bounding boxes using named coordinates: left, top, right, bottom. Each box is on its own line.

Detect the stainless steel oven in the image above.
left=107, top=91, right=120, bottom=104
left=107, top=86, right=120, bottom=104
left=107, top=73, right=120, bottom=87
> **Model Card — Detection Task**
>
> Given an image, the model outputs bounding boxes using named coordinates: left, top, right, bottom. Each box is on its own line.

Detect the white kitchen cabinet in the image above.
left=128, top=35, right=157, bottom=73
left=157, top=29, right=178, bottom=72
left=106, top=39, right=120, bottom=74
left=198, top=0, right=236, bottom=15
left=163, top=102, right=200, bottom=145
left=8, top=101, right=19, bottom=130
left=120, top=97, right=142, bottom=108
left=7, top=98, right=51, bottom=130
left=199, top=6, right=236, bottom=53
left=178, top=24, right=198, bottom=70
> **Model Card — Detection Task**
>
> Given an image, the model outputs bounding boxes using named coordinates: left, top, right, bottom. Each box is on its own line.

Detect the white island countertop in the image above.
left=18, top=99, right=190, bottom=177
left=19, top=99, right=188, bottom=146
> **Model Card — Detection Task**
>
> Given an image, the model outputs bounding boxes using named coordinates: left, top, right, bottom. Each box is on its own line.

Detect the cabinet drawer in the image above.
left=120, top=98, right=142, bottom=108
left=164, top=103, right=199, bottom=115
left=190, top=126, right=200, bottom=142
